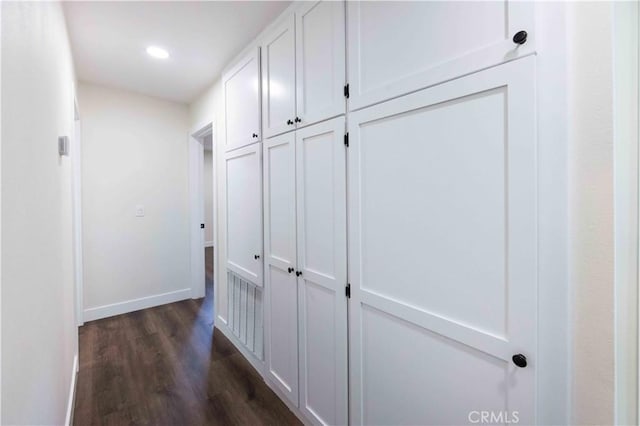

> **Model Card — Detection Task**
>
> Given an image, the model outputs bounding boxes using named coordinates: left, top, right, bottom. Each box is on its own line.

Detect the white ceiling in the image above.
left=63, top=1, right=290, bottom=104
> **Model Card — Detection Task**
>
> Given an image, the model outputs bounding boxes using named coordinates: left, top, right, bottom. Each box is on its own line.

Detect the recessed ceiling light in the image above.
left=146, top=46, right=169, bottom=59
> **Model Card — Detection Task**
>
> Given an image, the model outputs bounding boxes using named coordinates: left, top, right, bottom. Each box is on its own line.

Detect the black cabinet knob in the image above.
left=294, top=117, right=302, bottom=123
left=287, top=119, right=294, bottom=125
left=254, top=254, right=260, bottom=260
left=252, top=133, right=258, bottom=138
left=288, top=267, right=294, bottom=273
left=513, top=30, right=527, bottom=45
left=296, top=271, right=302, bottom=277
left=512, top=354, right=527, bottom=368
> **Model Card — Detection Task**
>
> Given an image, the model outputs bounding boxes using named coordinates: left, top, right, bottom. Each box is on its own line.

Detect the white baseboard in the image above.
left=83, top=288, right=191, bottom=322
left=65, top=354, right=78, bottom=426
left=204, top=241, right=214, bottom=248
left=264, top=374, right=313, bottom=425
left=215, top=321, right=264, bottom=375
left=214, top=321, right=310, bottom=425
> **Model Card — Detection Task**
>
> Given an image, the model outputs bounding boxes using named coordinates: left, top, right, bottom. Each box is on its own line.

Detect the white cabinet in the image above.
left=224, top=48, right=261, bottom=152
left=220, top=1, right=544, bottom=424
left=262, top=1, right=345, bottom=138
left=264, top=117, right=348, bottom=425
left=347, top=58, right=537, bottom=425
left=347, top=1, right=535, bottom=110
left=225, top=143, right=263, bottom=286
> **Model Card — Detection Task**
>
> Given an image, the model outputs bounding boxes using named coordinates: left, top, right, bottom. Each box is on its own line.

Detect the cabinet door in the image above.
left=348, top=58, right=536, bottom=425
left=263, top=132, right=299, bottom=405
left=296, top=117, right=348, bottom=425
left=295, top=1, right=345, bottom=128
left=224, top=48, right=261, bottom=151
left=225, top=143, right=263, bottom=285
left=262, top=14, right=296, bottom=138
left=347, top=1, right=535, bottom=110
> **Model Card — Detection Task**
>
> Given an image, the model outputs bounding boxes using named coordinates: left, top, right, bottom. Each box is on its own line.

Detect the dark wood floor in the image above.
left=74, top=247, right=301, bottom=425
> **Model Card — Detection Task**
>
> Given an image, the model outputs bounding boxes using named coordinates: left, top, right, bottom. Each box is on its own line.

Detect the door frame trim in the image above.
left=72, top=96, right=84, bottom=327
left=613, top=1, right=640, bottom=423
left=189, top=122, right=216, bottom=301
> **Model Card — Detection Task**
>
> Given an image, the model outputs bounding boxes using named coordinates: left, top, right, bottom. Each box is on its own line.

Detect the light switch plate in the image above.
left=135, top=205, right=145, bottom=217
left=58, top=136, right=69, bottom=156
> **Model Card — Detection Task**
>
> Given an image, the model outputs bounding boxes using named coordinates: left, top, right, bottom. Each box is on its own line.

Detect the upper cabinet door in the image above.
left=224, top=48, right=261, bottom=152
left=347, top=1, right=535, bottom=110
left=225, top=143, right=263, bottom=286
left=295, top=1, right=346, bottom=128
left=262, top=15, right=297, bottom=138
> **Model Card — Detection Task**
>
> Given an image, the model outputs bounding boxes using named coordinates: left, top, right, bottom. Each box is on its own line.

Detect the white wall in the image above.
left=568, top=2, right=616, bottom=424
left=204, top=146, right=214, bottom=244
left=79, top=83, right=191, bottom=320
left=1, top=2, right=78, bottom=423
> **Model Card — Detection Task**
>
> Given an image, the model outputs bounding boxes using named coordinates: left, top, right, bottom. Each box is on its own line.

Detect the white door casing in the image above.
left=295, top=0, right=346, bottom=128
left=347, top=1, right=535, bottom=111
left=225, top=143, right=263, bottom=286
left=72, top=116, right=84, bottom=326
left=189, top=132, right=206, bottom=299
left=262, top=14, right=297, bottom=138
left=263, top=116, right=348, bottom=424
left=348, top=57, right=537, bottom=425
left=263, top=131, right=299, bottom=404
left=296, top=117, right=348, bottom=425
left=224, top=47, right=261, bottom=152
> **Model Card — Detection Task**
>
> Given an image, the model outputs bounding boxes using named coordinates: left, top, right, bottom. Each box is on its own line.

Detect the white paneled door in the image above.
left=263, top=117, right=348, bottom=425
left=263, top=131, right=299, bottom=404
left=348, top=58, right=537, bottom=425
left=296, top=117, right=347, bottom=425
left=262, top=14, right=296, bottom=138
left=347, top=1, right=535, bottom=110
left=295, top=0, right=346, bottom=127
left=223, top=47, right=261, bottom=151
left=225, top=143, right=263, bottom=286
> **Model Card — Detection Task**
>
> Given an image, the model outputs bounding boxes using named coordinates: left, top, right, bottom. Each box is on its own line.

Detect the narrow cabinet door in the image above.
left=225, top=143, right=263, bottom=286
left=262, top=15, right=296, bottom=138
left=224, top=47, right=261, bottom=151
left=263, top=132, right=299, bottom=405
left=296, top=117, right=348, bottom=425
left=295, top=0, right=345, bottom=127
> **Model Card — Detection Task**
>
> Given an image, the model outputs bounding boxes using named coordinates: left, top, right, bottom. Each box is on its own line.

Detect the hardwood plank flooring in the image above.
left=74, top=247, right=300, bottom=426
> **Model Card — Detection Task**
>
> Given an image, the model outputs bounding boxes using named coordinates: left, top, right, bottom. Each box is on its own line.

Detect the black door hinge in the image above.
left=345, top=283, right=351, bottom=298
left=344, top=84, right=350, bottom=99
left=344, top=132, right=349, bottom=147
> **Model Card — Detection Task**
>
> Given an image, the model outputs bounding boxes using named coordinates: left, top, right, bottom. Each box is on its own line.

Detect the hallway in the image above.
left=0, top=1, right=632, bottom=424
left=73, top=248, right=300, bottom=425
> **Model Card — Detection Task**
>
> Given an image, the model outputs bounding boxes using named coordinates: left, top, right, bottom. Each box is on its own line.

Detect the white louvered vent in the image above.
left=227, top=270, right=263, bottom=360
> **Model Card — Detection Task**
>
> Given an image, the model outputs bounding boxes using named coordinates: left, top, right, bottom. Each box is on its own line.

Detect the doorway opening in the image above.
left=189, top=122, right=216, bottom=325
left=203, top=134, right=215, bottom=310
